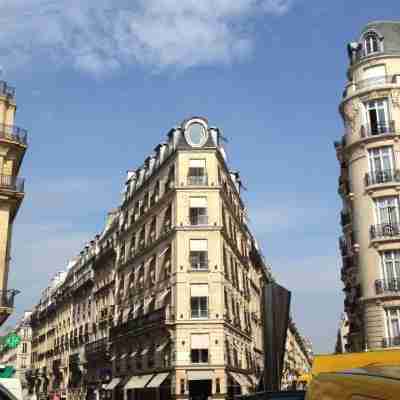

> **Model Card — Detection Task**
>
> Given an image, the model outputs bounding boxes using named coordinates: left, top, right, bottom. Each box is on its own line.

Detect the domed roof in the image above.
left=359, top=21, right=400, bottom=54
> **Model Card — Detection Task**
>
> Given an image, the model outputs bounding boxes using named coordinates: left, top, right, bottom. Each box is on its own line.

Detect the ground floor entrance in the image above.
left=188, top=379, right=212, bottom=400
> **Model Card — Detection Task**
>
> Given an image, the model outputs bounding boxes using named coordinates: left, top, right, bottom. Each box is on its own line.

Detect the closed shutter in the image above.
left=189, top=159, right=206, bottom=168
left=190, top=197, right=207, bottom=208
left=191, top=334, right=209, bottom=349
left=190, top=284, right=209, bottom=297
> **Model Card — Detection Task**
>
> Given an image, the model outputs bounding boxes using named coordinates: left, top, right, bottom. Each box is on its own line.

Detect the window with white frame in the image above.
left=191, top=334, right=209, bottom=363
left=385, top=308, right=400, bottom=343
left=381, top=250, right=400, bottom=283
left=368, top=146, right=394, bottom=183
left=375, top=197, right=400, bottom=226
left=190, top=239, right=208, bottom=270
left=190, top=284, right=208, bottom=319
left=363, top=31, right=382, bottom=56
left=364, top=99, right=389, bottom=135
left=189, top=197, right=208, bottom=225
left=188, top=159, right=207, bottom=185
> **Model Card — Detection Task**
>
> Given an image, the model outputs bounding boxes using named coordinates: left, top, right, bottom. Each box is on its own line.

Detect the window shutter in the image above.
left=189, top=159, right=206, bottom=168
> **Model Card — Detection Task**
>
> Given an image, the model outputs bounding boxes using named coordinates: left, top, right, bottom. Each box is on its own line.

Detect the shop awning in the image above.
left=146, top=373, right=169, bottom=388
left=187, top=370, right=213, bottom=381
left=124, top=374, right=154, bottom=390
left=104, top=378, right=121, bottom=390
left=229, top=372, right=251, bottom=388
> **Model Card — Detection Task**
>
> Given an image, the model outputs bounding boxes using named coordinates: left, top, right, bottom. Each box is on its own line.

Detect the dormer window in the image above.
left=364, top=31, right=382, bottom=56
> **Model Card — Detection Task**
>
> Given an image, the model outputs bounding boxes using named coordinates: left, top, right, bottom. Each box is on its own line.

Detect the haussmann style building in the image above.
left=336, top=21, right=400, bottom=351
left=28, top=117, right=279, bottom=400
left=0, top=80, right=27, bottom=326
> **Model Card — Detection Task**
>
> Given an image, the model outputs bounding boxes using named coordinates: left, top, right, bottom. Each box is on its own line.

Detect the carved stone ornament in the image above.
left=343, top=100, right=359, bottom=130
left=392, top=89, right=400, bottom=108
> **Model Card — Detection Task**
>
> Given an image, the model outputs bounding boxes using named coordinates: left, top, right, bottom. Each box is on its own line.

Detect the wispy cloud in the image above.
left=0, top=0, right=293, bottom=76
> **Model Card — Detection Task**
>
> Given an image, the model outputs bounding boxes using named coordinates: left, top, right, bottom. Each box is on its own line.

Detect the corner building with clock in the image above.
left=110, top=116, right=266, bottom=400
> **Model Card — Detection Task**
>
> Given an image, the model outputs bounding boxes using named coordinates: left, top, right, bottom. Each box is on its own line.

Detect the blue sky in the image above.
left=1, top=0, right=399, bottom=353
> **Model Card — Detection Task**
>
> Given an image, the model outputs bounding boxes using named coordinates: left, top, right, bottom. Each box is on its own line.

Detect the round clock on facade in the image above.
left=185, top=122, right=208, bottom=147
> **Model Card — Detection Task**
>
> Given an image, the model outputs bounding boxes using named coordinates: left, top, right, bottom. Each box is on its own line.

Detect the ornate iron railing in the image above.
left=187, top=175, right=208, bottom=185
left=0, top=174, right=24, bottom=193
left=0, top=81, right=15, bottom=98
left=375, top=278, right=400, bottom=294
left=0, top=124, right=28, bottom=145
left=370, top=223, right=400, bottom=239
left=0, top=289, right=20, bottom=308
left=361, top=120, right=396, bottom=138
left=365, top=169, right=400, bottom=186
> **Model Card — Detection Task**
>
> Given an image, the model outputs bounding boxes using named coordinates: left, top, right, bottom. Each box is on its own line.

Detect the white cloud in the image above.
left=0, top=0, right=292, bottom=75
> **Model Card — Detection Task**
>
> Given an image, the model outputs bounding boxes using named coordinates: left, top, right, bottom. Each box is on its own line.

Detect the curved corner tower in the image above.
left=336, top=21, right=400, bottom=352
left=0, top=80, right=27, bottom=326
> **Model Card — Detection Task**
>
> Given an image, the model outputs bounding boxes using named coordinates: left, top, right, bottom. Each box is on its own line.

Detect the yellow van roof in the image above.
left=339, top=365, right=400, bottom=380
left=312, top=349, right=400, bottom=375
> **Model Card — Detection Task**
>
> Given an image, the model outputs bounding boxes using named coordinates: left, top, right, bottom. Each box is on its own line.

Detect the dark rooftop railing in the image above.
left=382, top=336, right=400, bottom=348
left=375, top=278, right=400, bottom=295
left=361, top=120, right=396, bottom=138
left=370, top=223, right=400, bottom=240
left=0, top=289, right=19, bottom=308
left=0, top=81, right=15, bottom=98
left=0, top=124, right=28, bottom=145
left=365, top=169, right=400, bottom=186
left=0, top=175, right=24, bottom=193
left=356, top=74, right=400, bottom=90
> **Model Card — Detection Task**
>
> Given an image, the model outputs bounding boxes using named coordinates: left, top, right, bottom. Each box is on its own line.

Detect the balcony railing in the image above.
left=0, top=175, right=24, bottom=193
left=382, top=336, right=400, bottom=348
left=0, top=289, right=19, bottom=308
left=189, top=215, right=208, bottom=226
left=375, top=278, right=400, bottom=294
left=370, top=223, right=400, bottom=240
left=365, top=169, right=400, bottom=186
left=360, top=120, right=396, bottom=138
left=187, top=175, right=208, bottom=186
left=0, top=124, right=28, bottom=145
left=85, top=337, right=108, bottom=357
left=356, top=74, right=400, bottom=91
left=110, top=307, right=166, bottom=338
left=0, top=81, right=15, bottom=98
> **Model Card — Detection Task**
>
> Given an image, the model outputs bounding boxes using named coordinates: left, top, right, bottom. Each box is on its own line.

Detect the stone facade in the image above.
left=336, top=21, right=400, bottom=351
left=27, top=116, right=304, bottom=400
left=0, top=80, right=27, bottom=326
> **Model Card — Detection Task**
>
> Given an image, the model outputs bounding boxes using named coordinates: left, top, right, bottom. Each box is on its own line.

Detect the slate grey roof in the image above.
left=359, top=21, right=400, bottom=55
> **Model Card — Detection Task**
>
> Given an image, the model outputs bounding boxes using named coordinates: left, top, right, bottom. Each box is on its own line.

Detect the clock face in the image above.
left=186, top=122, right=207, bottom=147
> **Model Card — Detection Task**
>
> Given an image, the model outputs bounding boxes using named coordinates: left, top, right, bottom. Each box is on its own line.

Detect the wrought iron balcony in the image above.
left=360, top=120, right=396, bottom=138
left=0, top=289, right=19, bottom=309
left=85, top=337, right=108, bottom=358
left=356, top=74, right=400, bottom=91
left=110, top=307, right=166, bottom=338
left=0, top=124, right=28, bottom=145
left=375, top=278, right=400, bottom=295
left=370, top=223, right=400, bottom=240
left=70, top=270, right=94, bottom=293
left=365, top=169, right=400, bottom=186
left=187, top=175, right=208, bottom=186
left=382, top=336, right=400, bottom=348
left=0, top=81, right=15, bottom=98
left=0, top=175, right=24, bottom=193
left=189, top=214, right=208, bottom=226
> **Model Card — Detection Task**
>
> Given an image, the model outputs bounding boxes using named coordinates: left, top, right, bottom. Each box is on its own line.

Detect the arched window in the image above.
left=364, top=31, right=381, bottom=55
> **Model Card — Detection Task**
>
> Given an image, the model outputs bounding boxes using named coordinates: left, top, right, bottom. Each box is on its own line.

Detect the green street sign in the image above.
left=4, top=333, right=21, bottom=349
left=0, top=366, right=15, bottom=378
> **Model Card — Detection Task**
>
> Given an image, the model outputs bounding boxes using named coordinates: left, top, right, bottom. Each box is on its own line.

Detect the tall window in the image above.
left=189, top=197, right=208, bottom=225
left=364, top=31, right=381, bottom=55
left=191, top=334, right=209, bottom=363
left=385, top=308, right=400, bottom=344
left=368, top=147, right=394, bottom=183
left=188, top=159, right=207, bottom=185
left=190, top=284, right=208, bottom=319
left=375, top=197, right=399, bottom=226
left=365, top=99, right=389, bottom=135
left=190, top=239, right=208, bottom=270
left=381, top=251, right=400, bottom=288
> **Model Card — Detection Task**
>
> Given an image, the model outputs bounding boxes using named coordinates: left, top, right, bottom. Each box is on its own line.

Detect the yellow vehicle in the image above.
left=305, top=349, right=400, bottom=400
